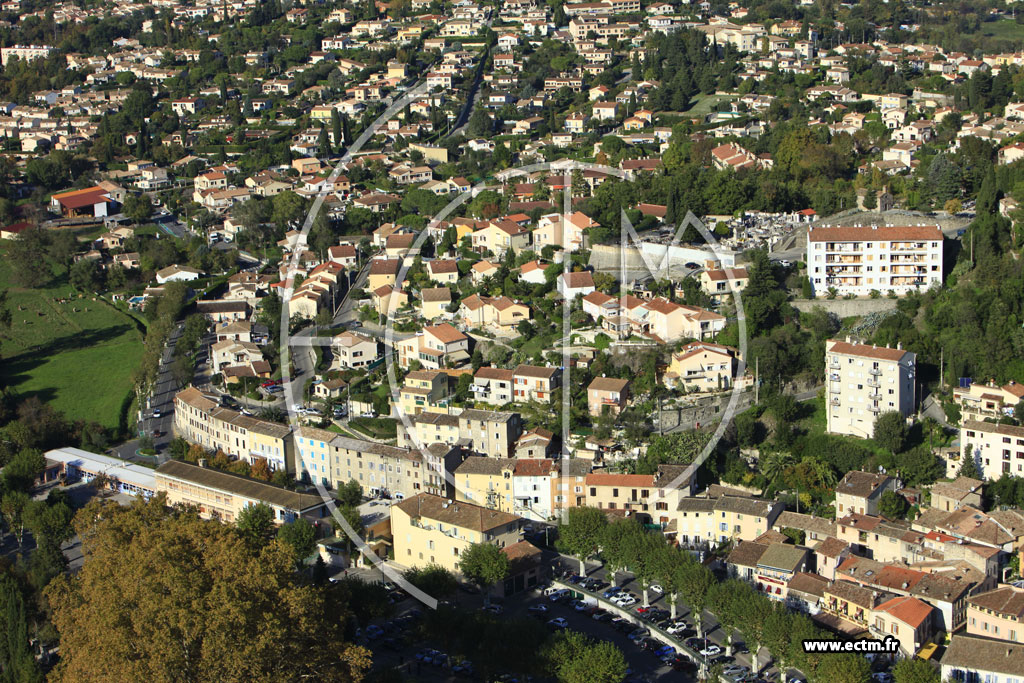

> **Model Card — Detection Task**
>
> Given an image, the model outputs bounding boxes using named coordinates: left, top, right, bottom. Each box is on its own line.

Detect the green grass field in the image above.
left=0, top=244, right=144, bottom=429
left=981, top=19, right=1024, bottom=41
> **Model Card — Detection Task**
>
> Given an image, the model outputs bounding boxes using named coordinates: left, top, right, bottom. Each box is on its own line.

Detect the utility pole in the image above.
left=940, top=347, right=944, bottom=391
left=755, top=356, right=759, bottom=404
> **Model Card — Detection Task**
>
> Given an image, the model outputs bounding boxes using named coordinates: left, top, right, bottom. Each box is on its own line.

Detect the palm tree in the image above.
left=760, top=451, right=794, bottom=486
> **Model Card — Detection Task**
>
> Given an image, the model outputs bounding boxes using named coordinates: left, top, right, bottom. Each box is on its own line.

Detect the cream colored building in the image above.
left=675, top=495, right=784, bottom=549
left=172, top=387, right=292, bottom=472
left=399, top=370, right=450, bottom=416
left=455, top=457, right=516, bottom=512
left=664, top=341, right=740, bottom=392
left=396, top=323, right=471, bottom=370
left=458, top=409, right=522, bottom=458
left=699, top=265, right=749, bottom=303
left=328, top=434, right=458, bottom=499
left=961, top=420, right=1024, bottom=480
left=834, top=471, right=896, bottom=517
left=391, top=493, right=522, bottom=573
left=954, top=381, right=1024, bottom=423
left=585, top=465, right=692, bottom=526
left=155, top=460, right=329, bottom=524
left=825, top=338, right=916, bottom=439
left=459, top=294, right=530, bottom=332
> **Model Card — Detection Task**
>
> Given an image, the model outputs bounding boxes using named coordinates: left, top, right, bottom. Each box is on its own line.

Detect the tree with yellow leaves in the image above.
left=46, top=495, right=371, bottom=683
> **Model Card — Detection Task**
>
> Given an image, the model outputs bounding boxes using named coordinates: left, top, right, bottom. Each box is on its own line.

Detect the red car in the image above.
left=635, top=606, right=652, bottom=614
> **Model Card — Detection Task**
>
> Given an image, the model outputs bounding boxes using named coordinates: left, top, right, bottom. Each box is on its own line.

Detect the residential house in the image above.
left=664, top=341, right=741, bottom=392
left=330, top=330, right=379, bottom=370
left=472, top=367, right=515, bottom=407
left=558, top=271, right=596, bottom=299
left=940, top=634, right=1024, bottom=683
left=396, top=323, right=471, bottom=370
left=587, top=376, right=630, bottom=417
left=835, top=471, right=897, bottom=517
left=965, top=584, right=1024, bottom=642
left=513, top=365, right=561, bottom=404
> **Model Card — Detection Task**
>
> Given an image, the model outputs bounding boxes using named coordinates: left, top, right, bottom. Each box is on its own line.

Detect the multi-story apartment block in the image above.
left=961, top=420, right=1024, bottom=479
left=458, top=409, right=522, bottom=458
left=328, top=434, right=459, bottom=499
left=294, top=426, right=336, bottom=487
left=173, top=387, right=292, bottom=472
left=675, top=495, right=784, bottom=549
left=399, top=412, right=462, bottom=451
left=0, top=44, right=54, bottom=66
left=825, top=338, right=916, bottom=439
left=806, top=224, right=943, bottom=297
left=391, top=493, right=522, bottom=573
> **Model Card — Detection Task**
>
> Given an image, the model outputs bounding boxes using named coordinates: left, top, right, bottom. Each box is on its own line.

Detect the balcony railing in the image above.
left=830, top=398, right=840, bottom=406
left=868, top=404, right=881, bottom=413
left=867, top=378, right=880, bottom=388
left=830, top=385, right=842, bottom=394
left=869, top=368, right=882, bottom=376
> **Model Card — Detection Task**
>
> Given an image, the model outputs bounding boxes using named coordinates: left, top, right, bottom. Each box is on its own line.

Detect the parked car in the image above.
left=547, top=617, right=569, bottom=630
left=151, top=408, right=162, bottom=418
left=528, top=604, right=549, bottom=615
left=700, top=644, right=722, bottom=657
left=649, top=584, right=664, bottom=594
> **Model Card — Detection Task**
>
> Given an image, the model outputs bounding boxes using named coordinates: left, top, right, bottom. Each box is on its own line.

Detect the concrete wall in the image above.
left=791, top=298, right=898, bottom=317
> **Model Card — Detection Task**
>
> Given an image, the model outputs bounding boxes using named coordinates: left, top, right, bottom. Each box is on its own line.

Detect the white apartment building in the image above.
left=806, top=224, right=943, bottom=297
left=0, top=44, right=54, bottom=66
left=961, top=420, right=1024, bottom=480
left=826, top=338, right=916, bottom=438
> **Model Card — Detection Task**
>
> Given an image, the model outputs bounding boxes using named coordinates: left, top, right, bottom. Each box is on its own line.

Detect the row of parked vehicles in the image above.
left=549, top=572, right=783, bottom=683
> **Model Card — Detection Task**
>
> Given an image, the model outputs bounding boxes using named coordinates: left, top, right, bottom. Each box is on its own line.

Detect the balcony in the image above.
left=830, top=398, right=840, bottom=406
left=867, top=378, right=880, bottom=388
left=830, top=385, right=842, bottom=394
left=829, top=360, right=841, bottom=369
left=869, top=368, right=881, bottom=376
left=829, top=373, right=841, bottom=382
left=868, top=404, right=881, bottom=413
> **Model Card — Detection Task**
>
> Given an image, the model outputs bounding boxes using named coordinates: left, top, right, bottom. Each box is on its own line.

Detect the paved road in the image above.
left=111, top=321, right=184, bottom=462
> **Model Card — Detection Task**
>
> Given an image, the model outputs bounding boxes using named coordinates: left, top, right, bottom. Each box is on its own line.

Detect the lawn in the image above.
left=981, top=19, right=1024, bottom=40
left=0, top=244, right=144, bottom=429
left=348, top=416, right=398, bottom=440
left=686, top=93, right=736, bottom=118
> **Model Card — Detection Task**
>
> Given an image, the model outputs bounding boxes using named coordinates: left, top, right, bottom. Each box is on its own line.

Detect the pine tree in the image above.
left=331, top=109, right=342, bottom=150
left=318, top=124, right=330, bottom=158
